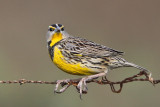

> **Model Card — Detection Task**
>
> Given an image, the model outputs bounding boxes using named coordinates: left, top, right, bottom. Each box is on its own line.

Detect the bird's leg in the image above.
left=54, top=79, right=70, bottom=93
left=77, top=72, right=107, bottom=99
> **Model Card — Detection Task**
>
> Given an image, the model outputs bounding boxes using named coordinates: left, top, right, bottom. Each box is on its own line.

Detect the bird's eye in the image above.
left=61, top=27, right=64, bottom=31
left=49, top=28, right=54, bottom=31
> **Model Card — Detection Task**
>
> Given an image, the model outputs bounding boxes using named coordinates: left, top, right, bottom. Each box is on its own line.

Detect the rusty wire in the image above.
left=0, top=71, right=159, bottom=94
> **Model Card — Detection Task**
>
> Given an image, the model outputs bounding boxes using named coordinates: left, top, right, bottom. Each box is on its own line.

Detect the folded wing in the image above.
left=59, top=37, right=124, bottom=58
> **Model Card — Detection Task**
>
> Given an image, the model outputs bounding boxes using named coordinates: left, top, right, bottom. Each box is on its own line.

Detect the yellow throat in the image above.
left=49, top=32, right=63, bottom=47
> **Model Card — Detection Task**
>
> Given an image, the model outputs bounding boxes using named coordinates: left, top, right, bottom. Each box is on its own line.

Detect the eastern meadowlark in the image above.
left=46, top=24, right=152, bottom=96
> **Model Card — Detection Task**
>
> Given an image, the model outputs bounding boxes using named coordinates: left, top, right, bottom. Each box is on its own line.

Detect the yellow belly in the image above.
left=53, top=46, right=97, bottom=75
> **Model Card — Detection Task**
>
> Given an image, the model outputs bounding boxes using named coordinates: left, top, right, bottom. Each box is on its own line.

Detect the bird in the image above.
left=46, top=24, right=152, bottom=97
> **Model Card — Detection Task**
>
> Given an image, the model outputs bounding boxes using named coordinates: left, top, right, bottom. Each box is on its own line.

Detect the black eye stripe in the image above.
left=58, top=24, right=62, bottom=27
left=49, top=28, right=54, bottom=31
left=61, top=27, right=64, bottom=31
left=49, top=24, right=64, bottom=31
left=51, top=24, right=57, bottom=28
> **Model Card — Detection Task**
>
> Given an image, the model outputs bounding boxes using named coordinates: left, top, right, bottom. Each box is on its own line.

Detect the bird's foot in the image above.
left=54, top=79, right=70, bottom=94
left=77, top=77, right=88, bottom=99
left=77, top=72, right=107, bottom=99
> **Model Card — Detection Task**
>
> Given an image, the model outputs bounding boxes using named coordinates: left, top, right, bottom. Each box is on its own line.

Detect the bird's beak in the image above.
left=55, top=26, right=61, bottom=33
left=56, top=29, right=60, bottom=33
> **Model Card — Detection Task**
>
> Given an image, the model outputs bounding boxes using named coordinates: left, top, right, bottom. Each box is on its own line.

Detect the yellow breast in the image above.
left=53, top=46, right=97, bottom=75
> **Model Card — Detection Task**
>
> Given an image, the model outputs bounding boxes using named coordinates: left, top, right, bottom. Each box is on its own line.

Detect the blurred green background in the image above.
left=0, top=0, right=160, bottom=107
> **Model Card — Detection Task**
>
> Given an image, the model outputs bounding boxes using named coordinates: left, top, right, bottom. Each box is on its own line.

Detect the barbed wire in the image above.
left=0, top=71, right=159, bottom=94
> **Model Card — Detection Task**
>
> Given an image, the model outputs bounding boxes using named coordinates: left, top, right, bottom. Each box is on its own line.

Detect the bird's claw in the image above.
left=77, top=78, right=88, bottom=99
left=54, top=79, right=70, bottom=94
left=148, top=73, right=154, bottom=86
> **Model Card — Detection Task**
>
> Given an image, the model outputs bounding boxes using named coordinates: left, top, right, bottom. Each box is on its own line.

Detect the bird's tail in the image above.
left=124, top=62, right=151, bottom=74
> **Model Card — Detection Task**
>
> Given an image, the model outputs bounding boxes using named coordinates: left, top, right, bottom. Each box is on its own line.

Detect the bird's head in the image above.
left=46, top=24, right=69, bottom=47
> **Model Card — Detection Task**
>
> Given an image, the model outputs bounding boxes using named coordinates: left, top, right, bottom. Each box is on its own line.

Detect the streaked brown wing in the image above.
left=59, top=37, right=124, bottom=58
